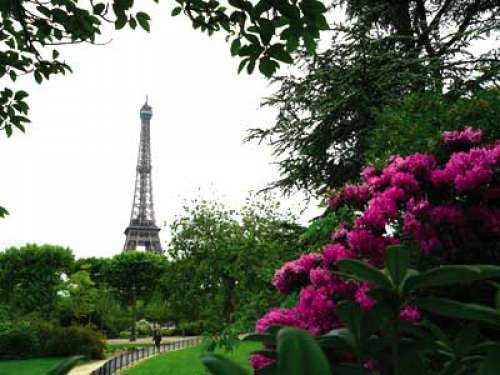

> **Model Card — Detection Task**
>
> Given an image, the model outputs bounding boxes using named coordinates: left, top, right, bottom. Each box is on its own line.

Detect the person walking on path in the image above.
left=153, top=326, right=162, bottom=350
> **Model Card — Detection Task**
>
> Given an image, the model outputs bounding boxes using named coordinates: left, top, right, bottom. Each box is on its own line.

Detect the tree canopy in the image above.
left=160, top=194, right=303, bottom=331
left=247, top=1, right=500, bottom=195
left=106, top=251, right=166, bottom=340
left=0, top=243, right=74, bottom=317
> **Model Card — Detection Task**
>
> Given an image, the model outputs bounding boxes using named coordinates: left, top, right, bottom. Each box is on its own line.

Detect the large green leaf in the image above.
left=404, top=265, right=500, bottom=292
left=337, top=259, right=393, bottom=290
left=202, top=352, right=249, bottom=375
left=384, top=245, right=410, bottom=287
left=277, top=328, right=331, bottom=375
left=242, top=332, right=274, bottom=344
left=45, top=356, right=84, bottom=375
left=316, top=328, right=354, bottom=350
left=453, top=323, right=479, bottom=356
left=416, top=298, right=500, bottom=326
left=478, top=346, right=500, bottom=375
left=335, top=301, right=362, bottom=344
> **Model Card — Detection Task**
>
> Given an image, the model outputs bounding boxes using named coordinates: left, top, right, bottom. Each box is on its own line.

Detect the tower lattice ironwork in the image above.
left=123, top=99, right=163, bottom=254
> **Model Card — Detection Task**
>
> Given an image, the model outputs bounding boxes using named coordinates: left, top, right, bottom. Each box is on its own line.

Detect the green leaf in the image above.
left=228, top=0, right=253, bottom=13
left=478, top=346, right=500, bottom=375
left=46, top=355, right=84, bottom=375
left=246, top=58, right=256, bottom=74
left=404, top=265, right=500, bottom=292
left=335, top=301, right=362, bottom=343
left=14, top=91, right=28, bottom=101
left=259, top=57, right=276, bottom=77
left=237, top=58, right=249, bottom=73
left=277, top=328, right=331, bottom=375
left=453, top=323, right=479, bottom=356
left=316, top=328, right=354, bottom=350
left=5, top=125, right=12, bottom=137
left=269, top=44, right=293, bottom=63
left=136, top=12, right=151, bottom=32
left=303, top=31, right=316, bottom=54
left=93, top=3, right=106, bottom=15
left=129, top=17, right=137, bottom=29
left=416, top=297, right=500, bottom=326
left=0, top=206, right=9, bottom=218
left=251, top=0, right=272, bottom=19
left=242, top=332, right=274, bottom=344
left=258, top=18, right=275, bottom=45
left=171, top=6, right=182, bottom=16
left=230, top=39, right=241, bottom=56
left=337, top=259, right=393, bottom=290
left=202, top=352, right=249, bottom=375
left=115, top=15, right=127, bottom=30
left=34, top=71, right=43, bottom=84
left=385, top=245, right=410, bottom=287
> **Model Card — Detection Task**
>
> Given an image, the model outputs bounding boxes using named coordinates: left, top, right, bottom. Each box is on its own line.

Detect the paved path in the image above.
left=68, top=360, right=107, bottom=375
left=106, top=336, right=193, bottom=345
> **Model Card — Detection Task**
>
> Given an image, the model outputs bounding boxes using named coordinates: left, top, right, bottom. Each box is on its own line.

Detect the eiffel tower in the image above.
left=123, top=99, right=163, bottom=254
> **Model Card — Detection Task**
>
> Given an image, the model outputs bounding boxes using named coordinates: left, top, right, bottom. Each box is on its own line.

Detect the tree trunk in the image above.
left=131, top=289, right=137, bottom=342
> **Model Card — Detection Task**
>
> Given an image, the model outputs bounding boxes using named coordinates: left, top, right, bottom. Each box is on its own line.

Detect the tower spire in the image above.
left=123, top=100, right=162, bottom=254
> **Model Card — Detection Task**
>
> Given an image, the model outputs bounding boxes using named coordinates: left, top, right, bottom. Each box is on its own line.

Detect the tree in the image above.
left=0, top=243, right=74, bottom=317
left=247, top=2, right=500, bottom=195
left=106, top=251, right=166, bottom=341
left=60, top=268, right=98, bottom=325
left=161, top=194, right=303, bottom=332
left=74, top=257, right=111, bottom=288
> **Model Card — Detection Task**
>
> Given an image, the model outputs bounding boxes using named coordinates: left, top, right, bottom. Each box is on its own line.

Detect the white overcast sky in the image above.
left=0, top=3, right=321, bottom=258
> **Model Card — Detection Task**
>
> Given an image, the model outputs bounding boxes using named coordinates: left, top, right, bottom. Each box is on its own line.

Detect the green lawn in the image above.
left=0, top=357, right=66, bottom=375
left=124, top=342, right=260, bottom=375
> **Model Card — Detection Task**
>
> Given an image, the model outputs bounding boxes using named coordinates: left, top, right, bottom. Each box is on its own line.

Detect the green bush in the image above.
left=160, top=328, right=174, bottom=336
left=171, top=321, right=206, bottom=336
left=0, top=322, right=39, bottom=359
left=43, top=326, right=105, bottom=359
left=136, top=319, right=152, bottom=336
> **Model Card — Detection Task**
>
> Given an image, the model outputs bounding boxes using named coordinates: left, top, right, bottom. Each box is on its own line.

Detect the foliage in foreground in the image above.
left=206, top=127, right=500, bottom=374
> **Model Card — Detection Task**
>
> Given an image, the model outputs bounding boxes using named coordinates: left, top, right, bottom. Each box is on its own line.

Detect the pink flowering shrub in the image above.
left=252, top=127, right=500, bottom=373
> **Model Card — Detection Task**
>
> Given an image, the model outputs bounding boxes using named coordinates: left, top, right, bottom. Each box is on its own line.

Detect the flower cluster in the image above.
left=399, top=305, right=421, bottom=322
left=442, top=127, right=482, bottom=148
left=253, top=128, right=500, bottom=372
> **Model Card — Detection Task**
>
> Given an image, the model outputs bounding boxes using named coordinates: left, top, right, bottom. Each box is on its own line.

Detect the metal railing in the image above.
left=90, top=337, right=201, bottom=375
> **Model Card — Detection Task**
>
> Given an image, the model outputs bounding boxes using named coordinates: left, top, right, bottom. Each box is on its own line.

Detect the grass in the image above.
left=0, top=357, right=66, bottom=375
left=124, top=341, right=260, bottom=375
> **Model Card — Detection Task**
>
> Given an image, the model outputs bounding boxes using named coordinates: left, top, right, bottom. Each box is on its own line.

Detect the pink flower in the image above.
left=355, top=284, right=375, bottom=311
left=255, top=308, right=305, bottom=334
left=250, top=354, right=274, bottom=371
left=419, top=237, right=441, bottom=255
left=272, top=253, right=319, bottom=294
left=454, top=166, right=491, bottom=193
left=322, top=243, right=353, bottom=267
left=295, top=286, right=337, bottom=335
left=364, top=359, right=379, bottom=371
left=361, top=166, right=378, bottom=182
left=443, top=127, right=482, bottom=148
left=399, top=306, right=421, bottom=322
left=391, top=172, right=420, bottom=193
left=331, top=223, right=349, bottom=242
left=430, top=205, right=466, bottom=225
